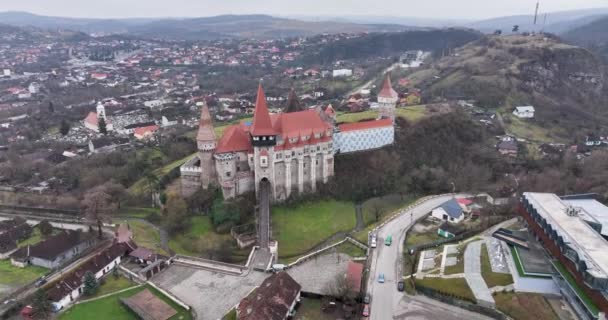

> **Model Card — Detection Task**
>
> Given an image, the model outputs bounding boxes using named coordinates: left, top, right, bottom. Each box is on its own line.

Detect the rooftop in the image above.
left=237, top=272, right=301, bottom=320
left=524, top=192, right=608, bottom=279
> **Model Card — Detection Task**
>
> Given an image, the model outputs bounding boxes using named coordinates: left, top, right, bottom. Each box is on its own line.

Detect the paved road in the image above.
left=368, top=195, right=453, bottom=320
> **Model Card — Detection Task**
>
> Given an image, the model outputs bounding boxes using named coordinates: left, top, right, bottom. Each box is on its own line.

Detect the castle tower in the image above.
left=96, top=101, right=107, bottom=120
left=377, top=73, right=398, bottom=123
left=250, top=84, right=277, bottom=200
left=197, top=103, right=217, bottom=188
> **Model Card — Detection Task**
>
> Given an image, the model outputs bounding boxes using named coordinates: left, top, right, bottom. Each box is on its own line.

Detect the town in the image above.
left=1, top=2, right=608, bottom=320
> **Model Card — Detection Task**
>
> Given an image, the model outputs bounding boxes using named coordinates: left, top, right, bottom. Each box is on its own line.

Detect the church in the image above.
left=180, top=74, right=398, bottom=201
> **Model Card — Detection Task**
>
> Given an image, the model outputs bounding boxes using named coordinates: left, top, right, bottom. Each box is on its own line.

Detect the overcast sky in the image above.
left=0, top=0, right=607, bottom=20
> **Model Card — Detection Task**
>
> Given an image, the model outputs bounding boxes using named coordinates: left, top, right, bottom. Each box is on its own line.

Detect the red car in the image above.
left=362, top=304, right=370, bottom=317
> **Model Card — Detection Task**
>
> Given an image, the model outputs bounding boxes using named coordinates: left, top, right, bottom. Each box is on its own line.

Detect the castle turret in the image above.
left=251, top=84, right=277, bottom=199
left=377, top=73, right=398, bottom=123
left=196, top=103, right=217, bottom=188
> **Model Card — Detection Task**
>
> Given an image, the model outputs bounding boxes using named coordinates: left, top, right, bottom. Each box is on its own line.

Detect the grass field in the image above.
left=294, top=298, right=335, bottom=320
left=353, top=194, right=417, bottom=243
left=336, top=106, right=427, bottom=125
left=0, top=260, right=47, bottom=297
left=94, top=276, right=137, bottom=298
left=395, top=105, right=427, bottom=122
left=494, top=293, right=559, bottom=320
left=336, top=110, right=378, bottom=123
left=414, top=277, right=475, bottom=302
left=168, top=216, right=234, bottom=257
left=16, top=227, right=60, bottom=248
left=272, top=200, right=356, bottom=258
left=113, top=219, right=166, bottom=255
left=59, top=285, right=192, bottom=320
left=116, top=207, right=159, bottom=219
left=128, top=153, right=196, bottom=194
left=480, top=244, right=513, bottom=287
left=443, top=244, right=465, bottom=275
left=335, top=241, right=366, bottom=258
left=405, top=230, right=442, bottom=247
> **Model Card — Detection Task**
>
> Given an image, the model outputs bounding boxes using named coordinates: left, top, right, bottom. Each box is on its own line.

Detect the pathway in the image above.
left=464, top=240, right=495, bottom=307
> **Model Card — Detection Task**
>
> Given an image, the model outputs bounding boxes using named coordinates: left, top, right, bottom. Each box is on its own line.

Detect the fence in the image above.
left=407, top=216, right=511, bottom=252
left=415, top=284, right=509, bottom=320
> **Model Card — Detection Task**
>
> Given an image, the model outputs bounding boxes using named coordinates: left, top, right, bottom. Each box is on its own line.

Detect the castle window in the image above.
left=253, top=137, right=259, bottom=141
left=292, top=151, right=295, bottom=156
left=261, top=156, right=268, bottom=167
left=317, top=146, right=320, bottom=151
left=269, top=136, right=274, bottom=140
left=226, top=172, right=231, bottom=177
left=262, top=136, right=267, bottom=141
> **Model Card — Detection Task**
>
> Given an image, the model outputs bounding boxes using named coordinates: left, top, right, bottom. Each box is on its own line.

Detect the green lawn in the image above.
left=414, top=277, right=476, bottom=302
left=272, top=200, right=356, bottom=258
left=353, top=194, right=417, bottom=243
left=168, top=216, right=234, bottom=257
left=116, top=207, right=159, bottom=219
left=114, top=220, right=166, bottom=255
left=405, top=230, right=442, bottom=247
left=495, top=293, right=559, bottom=320
left=444, top=244, right=465, bottom=275
left=480, top=244, right=513, bottom=287
left=336, top=110, right=378, bottom=123
left=128, top=153, right=196, bottom=194
left=294, top=298, right=335, bottom=320
left=0, top=260, right=48, bottom=288
left=94, top=276, right=137, bottom=298
left=395, top=105, right=427, bottom=122
left=553, top=260, right=599, bottom=316
left=59, top=285, right=192, bottom=320
left=336, top=107, right=427, bottom=125
left=335, top=241, right=366, bottom=258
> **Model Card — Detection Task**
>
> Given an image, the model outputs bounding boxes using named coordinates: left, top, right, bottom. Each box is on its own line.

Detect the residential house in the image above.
left=431, top=198, right=465, bottom=223
left=512, top=106, right=535, bottom=119
left=119, top=121, right=157, bottom=135
left=133, top=125, right=159, bottom=140
left=11, top=230, right=96, bottom=269
left=46, top=241, right=134, bottom=310
left=237, top=272, right=301, bottom=320
left=88, top=137, right=129, bottom=153
left=144, top=99, right=164, bottom=109
left=161, top=115, right=178, bottom=127
left=497, top=139, right=518, bottom=156
left=332, top=69, right=352, bottom=78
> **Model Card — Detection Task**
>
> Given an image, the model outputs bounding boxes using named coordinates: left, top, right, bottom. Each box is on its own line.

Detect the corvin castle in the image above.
left=180, top=74, right=398, bottom=201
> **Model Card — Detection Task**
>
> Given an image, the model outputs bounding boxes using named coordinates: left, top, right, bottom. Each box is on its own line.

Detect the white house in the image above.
left=431, top=198, right=465, bottom=223
left=144, top=99, right=164, bottom=109
left=332, top=69, right=353, bottom=78
left=3, top=69, right=11, bottom=77
left=48, top=242, right=133, bottom=311
left=512, top=106, right=535, bottom=119
left=161, top=116, right=178, bottom=127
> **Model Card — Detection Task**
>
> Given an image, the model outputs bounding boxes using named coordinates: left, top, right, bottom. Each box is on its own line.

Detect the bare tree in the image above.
left=323, top=273, right=357, bottom=303
left=371, top=201, right=385, bottom=222
left=82, top=188, right=117, bottom=239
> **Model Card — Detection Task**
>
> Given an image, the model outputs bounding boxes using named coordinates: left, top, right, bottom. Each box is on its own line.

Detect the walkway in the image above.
left=464, top=240, right=495, bottom=307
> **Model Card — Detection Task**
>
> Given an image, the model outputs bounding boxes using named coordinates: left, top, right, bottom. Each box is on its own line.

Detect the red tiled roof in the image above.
left=84, top=112, right=98, bottom=125
left=271, top=110, right=330, bottom=140
left=378, top=73, right=398, bottom=99
left=216, top=124, right=252, bottom=153
left=338, top=118, right=392, bottom=132
left=346, top=261, right=364, bottom=294
left=237, top=272, right=301, bottom=320
left=324, top=104, right=335, bottom=116
left=134, top=125, right=159, bottom=137
left=457, top=198, right=473, bottom=205
left=251, top=84, right=276, bottom=136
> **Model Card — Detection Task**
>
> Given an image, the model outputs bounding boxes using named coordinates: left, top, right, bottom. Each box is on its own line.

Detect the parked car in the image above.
left=397, top=281, right=405, bottom=292
left=35, top=278, right=47, bottom=288
left=371, top=235, right=377, bottom=248
left=385, top=235, right=392, bottom=246
left=362, top=304, right=370, bottom=317
left=378, top=273, right=385, bottom=283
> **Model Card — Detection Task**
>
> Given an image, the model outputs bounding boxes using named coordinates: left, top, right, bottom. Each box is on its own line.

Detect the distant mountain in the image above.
left=561, top=16, right=608, bottom=63
left=468, top=8, right=608, bottom=34
left=0, top=11, right=414, bottom=40
left=287, top=15, right=470, bottom=28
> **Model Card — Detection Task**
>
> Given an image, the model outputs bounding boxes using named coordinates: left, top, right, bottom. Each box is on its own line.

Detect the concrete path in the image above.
left=464, top=240, right=495, bottom=307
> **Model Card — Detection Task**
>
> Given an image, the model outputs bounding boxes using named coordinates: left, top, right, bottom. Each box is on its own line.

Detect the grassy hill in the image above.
left=407, top=34, right=608, bottom=141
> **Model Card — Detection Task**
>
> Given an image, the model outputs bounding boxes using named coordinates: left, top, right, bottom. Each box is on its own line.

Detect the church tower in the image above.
left=96, top=101, right=107, bottom=120
left=377, top=73, right=398, bottom=123
left=197, top=103, right=217, bottom=188
left=250, top=84, right=277, bottom=199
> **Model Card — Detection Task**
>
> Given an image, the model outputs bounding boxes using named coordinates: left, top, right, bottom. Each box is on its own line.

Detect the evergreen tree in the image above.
left=60, top=119, right=71, bottom=136
left=33, top=289, right=52, bottom=318
left=82, top=271, right=98, bottom=296
left=98, top=117, right=107, bottom=135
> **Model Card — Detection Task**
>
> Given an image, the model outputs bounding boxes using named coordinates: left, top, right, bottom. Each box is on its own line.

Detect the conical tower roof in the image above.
left=284, top=87, right=303, bottom=113
left=197, top=103, right=216, bottom=142
left=378, top=73, right=398, bottom=99
left=251, top=83, right=276, bottom=136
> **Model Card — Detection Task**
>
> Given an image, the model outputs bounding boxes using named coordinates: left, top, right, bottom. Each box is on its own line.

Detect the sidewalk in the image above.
left=464, top=240, right=495, bottom=307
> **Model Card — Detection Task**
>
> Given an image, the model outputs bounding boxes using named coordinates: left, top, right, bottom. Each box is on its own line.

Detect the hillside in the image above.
left=468, top=8, right=608, bottom=34
left=408, top=34, right=608, bottom=140
left=562, top=16, right=608, bottom=62
left=0, top=12, right=411, bottom=40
